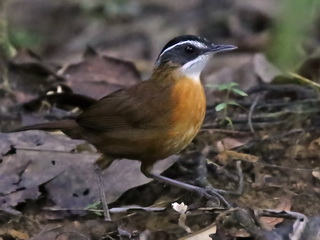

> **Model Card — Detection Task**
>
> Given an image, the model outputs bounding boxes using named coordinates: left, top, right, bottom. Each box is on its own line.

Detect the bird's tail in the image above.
left=10, top=119, right=77, bottom=132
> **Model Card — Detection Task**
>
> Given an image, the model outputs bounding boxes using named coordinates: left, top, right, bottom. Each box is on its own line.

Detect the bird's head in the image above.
left=155, top=35, right=237, bottom=81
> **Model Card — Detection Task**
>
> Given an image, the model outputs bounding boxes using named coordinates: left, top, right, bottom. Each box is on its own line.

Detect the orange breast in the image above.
left=164, top=77, right=206, bottom=154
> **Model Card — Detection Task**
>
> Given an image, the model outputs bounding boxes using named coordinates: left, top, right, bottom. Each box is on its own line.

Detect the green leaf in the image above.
left=217, top=82, right=238, bottom=91
left=225, top=100, right=240, bottom=106
left=225, top=116, right=234, bottom=130
left=206, top=82, right=239, bottom=91
left=225, top=101, right=247, bottom=111
left=216, top=84, right=230, bottom=91
left=205, top=84, right=219, bottom=89
left=85, top=201, right=103, bottom=216
left=85, top=201, right=100, bottom=210
left=206, top=84, right=230, bottom=90
left=228, top=82, right=239, bottom=87
left=231, top=88, right=248, bottom=96
left=215, top=103, right=228, bottom=111
left=94, top=211, right=103, bottom=216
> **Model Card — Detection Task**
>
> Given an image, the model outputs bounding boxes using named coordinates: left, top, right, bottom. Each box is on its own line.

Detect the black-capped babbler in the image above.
left=12, top=35, right=237, bottom=220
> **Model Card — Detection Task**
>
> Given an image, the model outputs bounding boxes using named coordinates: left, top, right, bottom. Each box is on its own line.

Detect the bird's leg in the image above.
left=141, top=161, right=231, bottom=208
left=94, top=164, right=111, bottom=221
left=94, top=155, right=114, bottom=221
left=148, top=173, right=232, bottom=208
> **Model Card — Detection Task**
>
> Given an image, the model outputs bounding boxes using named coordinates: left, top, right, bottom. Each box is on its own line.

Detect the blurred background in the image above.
left=4, top=0, right=319, bottom=71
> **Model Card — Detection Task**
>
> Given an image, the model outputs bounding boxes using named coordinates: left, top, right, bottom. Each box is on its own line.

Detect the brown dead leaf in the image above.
left=5, top=131, right=84, bottom=152
left=308, top=138, right=320, bottom=157
left=195, top=129, right=253, bottom=152
left=0, top=148, right=79, bottom=207
left=253, top=53, right=281, bottom=83
left=203, top=54, right=257, bottom=104
left=0, top=131, right=84, bottom=195
left=179, top=223, right=216, bottom=240
left=285, top=139, right=320, bottom=159
left=0, top=131, right=86, bottom=203
left=62, top=49, right=141, bottom=99
left=0, top=228, right=30, bottom=240
left=259, top=196, right=292, bottom=230
left=0, top=187, right=40, bottom=208
left=1, top=131, right=177, bottom=211
left=7, top=229, right=30, bottom=240
left=0, top=134, right=12, bottom=155
left=9, top=49, right=61, bottom=103
left=29, top=219, right=117, bottom=240
left=215, top=136, right=253, bottom=152
left=213, top=208, right=254, bottom=239
left=216, top=150, right=259, bottom=165
left=46, top=155, right=177, bottom=210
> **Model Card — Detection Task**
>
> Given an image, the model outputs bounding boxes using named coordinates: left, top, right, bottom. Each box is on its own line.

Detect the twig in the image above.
left=259, top=209, right=308, bottom=240
left=0, top=206, right=21, bottom=216
left=44, top=206, right=166, bottom=213
left=55, top=231, right=90, bottom=240
left=248, top=95, right=260, bottom=134
left=234, top=161, right=244, bottom=196
left=246, top=83, right=317, bottom=99
left=207, top=161, right=239, bottom=182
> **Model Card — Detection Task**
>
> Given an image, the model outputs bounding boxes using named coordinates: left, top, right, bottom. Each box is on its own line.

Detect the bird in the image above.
left=11, top=35, right=237, bottom=220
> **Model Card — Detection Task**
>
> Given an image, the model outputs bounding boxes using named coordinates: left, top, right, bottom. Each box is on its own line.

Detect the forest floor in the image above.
left=1, top=0, right=320, bottom=239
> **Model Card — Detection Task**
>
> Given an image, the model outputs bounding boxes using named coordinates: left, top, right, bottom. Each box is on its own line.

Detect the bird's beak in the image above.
left=209, top=44, right=237, bottom=53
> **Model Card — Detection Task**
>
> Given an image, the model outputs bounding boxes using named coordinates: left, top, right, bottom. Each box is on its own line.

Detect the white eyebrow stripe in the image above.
left=159, top=40, right=207, bottom=58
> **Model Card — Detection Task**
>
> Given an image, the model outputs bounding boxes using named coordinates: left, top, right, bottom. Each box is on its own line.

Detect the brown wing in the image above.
left=76, top=81, right=171, bottom=131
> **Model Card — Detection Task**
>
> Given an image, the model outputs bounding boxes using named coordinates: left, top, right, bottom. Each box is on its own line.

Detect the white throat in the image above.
left=180, top=55, right=210, bottom=82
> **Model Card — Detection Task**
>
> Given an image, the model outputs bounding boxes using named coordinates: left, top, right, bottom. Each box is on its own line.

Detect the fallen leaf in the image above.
left=216, top=150, right=259, bottom=165
left=0, top=131, right=177, bottom=211
left=213, top=208, right=253, bottom=238
left=7, top=229, right=30, bottom=240
left=29, top=219, right=116, bottom=240
left=308, top=138, right=320, bottom=157
left=0, top=186, right=40, bottom=208
left=215, top=136, right=253, bottom=152
left=259, top=196, right=292, bottom=230
left=179, top=224, right=216, bottom=240
left=253, top=53, right=281, bottom=83
left=9, top=49, right=61, bottom=103
left=62, top=50, right=141, bottom=99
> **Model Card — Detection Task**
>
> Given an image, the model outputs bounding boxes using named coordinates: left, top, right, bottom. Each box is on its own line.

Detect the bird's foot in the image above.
left=149, top=173, right=232, bottom=208
left=191, top=185, right=231, bottom=208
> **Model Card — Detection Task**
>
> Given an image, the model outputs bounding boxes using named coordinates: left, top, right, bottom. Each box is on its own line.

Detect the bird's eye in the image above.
left=184, top=45, right=195, bottom=54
